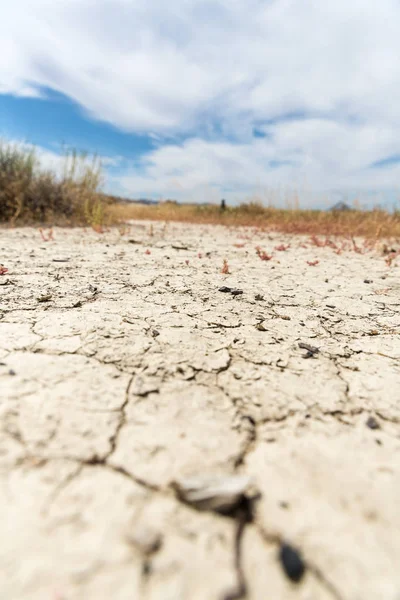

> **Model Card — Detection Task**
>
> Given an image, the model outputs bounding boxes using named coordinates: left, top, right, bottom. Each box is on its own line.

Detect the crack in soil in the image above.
left=2, top=224, right=400, bottom=599
left=221, top=505, right=250, bottom=600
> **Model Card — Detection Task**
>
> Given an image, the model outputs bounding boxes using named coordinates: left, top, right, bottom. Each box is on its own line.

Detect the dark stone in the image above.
left=298, top=342, right=319, bottom=358
left=366, top=416, right=380, bottom=430
left=218, top=287, right=243, bottom=296
left=279, top=542, right=306, bottom=583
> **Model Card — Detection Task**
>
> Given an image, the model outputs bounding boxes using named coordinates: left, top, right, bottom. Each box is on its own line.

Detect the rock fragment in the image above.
left=279, top=542, right=306, bottom=583
left=218, top=286, right=243, bottom=296
left=298, top=342, right=319, bottom=358
left=37, top=293, right=52, bottom=302
left=366, top=416, right=381, bottom=430
left=172, top=474, right=258, bottom=516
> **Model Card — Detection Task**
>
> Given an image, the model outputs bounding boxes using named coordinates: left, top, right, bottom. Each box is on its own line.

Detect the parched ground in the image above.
left=1, top=221, right=399, bottom=600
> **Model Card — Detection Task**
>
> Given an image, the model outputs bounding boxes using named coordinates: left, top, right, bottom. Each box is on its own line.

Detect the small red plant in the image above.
left=0, top=265, right=8, bottom=275
left=274, top=244, right=290, bottom=251
left=307, top=260, right=319, bottom=266
left=341, top=240, right=349, bottom=252
left=256, top=246, right=273, bottom=261
left=198, top=253, right=203, bottom=259
left=351, top=238, right=364, bottom=254
left=325, top=239, right=339, bottom=250
left=221, top=259, right=230, bottom=274
left=39, top=228, right=54, bottom=242
left=145, top=249, right=151, bottom=255
left=185, top=259, right=190, bottom=265
left=309, top=235, right=325, bottom=247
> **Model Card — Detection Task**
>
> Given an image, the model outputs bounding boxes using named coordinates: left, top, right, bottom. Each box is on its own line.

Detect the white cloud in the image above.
left=2, top=0, right=400, bottom=202
left=115, top=120, right=400, bottom=206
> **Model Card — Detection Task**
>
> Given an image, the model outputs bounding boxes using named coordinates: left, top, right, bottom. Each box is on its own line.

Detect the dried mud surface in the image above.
left=1, top=222, right=400, bottom=600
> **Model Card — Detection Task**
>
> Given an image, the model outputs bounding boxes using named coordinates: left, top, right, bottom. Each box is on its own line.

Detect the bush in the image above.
left=0, top=141, right=105, bottom=225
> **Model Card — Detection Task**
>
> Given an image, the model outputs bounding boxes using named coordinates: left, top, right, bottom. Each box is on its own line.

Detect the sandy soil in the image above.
left=1, top=221, right=400, bottom=600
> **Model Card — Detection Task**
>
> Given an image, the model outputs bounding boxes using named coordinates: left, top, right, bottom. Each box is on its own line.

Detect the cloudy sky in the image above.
left=1, top=0, right=400, bottom=206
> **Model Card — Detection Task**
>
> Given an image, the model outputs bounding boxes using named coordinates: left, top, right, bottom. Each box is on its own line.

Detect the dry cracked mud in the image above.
left=1, top=221, right=400, bottom=600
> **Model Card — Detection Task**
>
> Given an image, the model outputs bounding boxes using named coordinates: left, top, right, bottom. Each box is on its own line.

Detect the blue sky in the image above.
left=0, top=89, right=154, bottom=159
left=1, top=0, right=400, bottom=207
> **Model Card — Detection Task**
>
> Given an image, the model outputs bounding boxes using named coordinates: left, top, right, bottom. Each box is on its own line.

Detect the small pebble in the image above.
left=298, top=342, right=319, bottom=358
left=366, top=416, right=380, bottom=430
left=279, top=542, right=306, bottom=583
left=37, top=294, right=52, bottom=303
left=218, top=286, right=243, bottom=296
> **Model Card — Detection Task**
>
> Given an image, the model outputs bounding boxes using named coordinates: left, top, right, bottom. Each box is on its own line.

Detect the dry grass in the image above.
left=2, top=139, right=400, bottom=239
left=0, top=141, right=108, bottom=227
left=109, top=200, right=400, bottom=239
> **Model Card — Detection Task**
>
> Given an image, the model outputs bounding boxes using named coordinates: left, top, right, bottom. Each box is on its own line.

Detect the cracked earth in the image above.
left=1, top=221, right=400, bottom=600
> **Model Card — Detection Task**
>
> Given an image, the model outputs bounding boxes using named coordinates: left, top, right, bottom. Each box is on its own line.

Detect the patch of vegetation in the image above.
left=0, top=141, right=108, bottom=227
left=1, top=139, right=400, bottom=238
left=109, top=199, right=400, bottom=238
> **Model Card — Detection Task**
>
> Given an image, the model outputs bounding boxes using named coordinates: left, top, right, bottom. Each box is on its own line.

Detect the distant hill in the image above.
left=135, top=198, right=159, bottom=205
left=330, top=201, right=352, bottom=211
left=101, top=194, right=356, bottom=212
left=100, top=193, right=160, bottom=205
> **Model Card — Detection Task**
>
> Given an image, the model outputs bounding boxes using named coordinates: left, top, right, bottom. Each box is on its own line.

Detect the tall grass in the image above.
left=2, top=139, right=400, bottom=238
left=108, top=199, right=400, bottom=238
left=0, top=141, right=106, bottom=226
